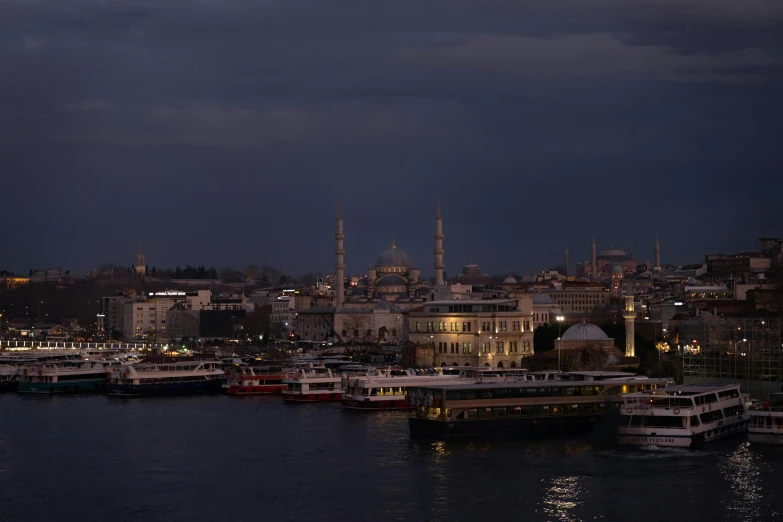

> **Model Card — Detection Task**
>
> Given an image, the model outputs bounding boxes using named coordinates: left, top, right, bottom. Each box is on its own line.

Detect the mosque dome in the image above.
left=375, top=242, right=416, bottom=268
left=561, top=323, right=609, bottom=341
left=502, top=276, right=518, bottom=284
left=612, top=265, right=623, bottom=273
left=598, top=246, right=630, bottom=259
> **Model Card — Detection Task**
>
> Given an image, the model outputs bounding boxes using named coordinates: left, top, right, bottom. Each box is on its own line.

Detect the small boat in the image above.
left=18, top=361, right=113, bottom=394
left=282, top=367, right=342, bottom=402
left=224, top=365, right=286, bottom=395
left=617, top=383, right=749, bottom=448
left=108, top=359, right=226, bottom=397
left=748, top=393, right=783, bottom=444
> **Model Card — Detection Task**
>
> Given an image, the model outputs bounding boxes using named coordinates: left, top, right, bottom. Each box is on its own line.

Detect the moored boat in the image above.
left=617, top=383, right=749, bottom=448
left=225, top=365, right=286, bottom=395
left=18, top=361, right=112, bottom=394
left=108, top=359, right=225, bottom=397
left=342, top=368, right=468, bottom=411
left=748, top=393, right=783, bottom=444
left=282, top=367, right=342, bottom=402
left=408, top=372, right=669, bottom=439
left=0, top=365, right=21, bottom=392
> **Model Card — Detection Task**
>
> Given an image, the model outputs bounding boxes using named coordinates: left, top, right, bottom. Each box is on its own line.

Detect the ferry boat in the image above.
left=282, top=367, right=343, bottom=402
left=617, top=384, right=749, bottom=448
left=224, top=365, right=286, bottom=395
left=408, top=372, right=669, bottom=439
left=748, top=393, right=783, bottom=444
left=18, top=361, right=113, bottom=394
left=341, top=367, right=525, bottom=411
left=108, top=359, right=226, bottom=397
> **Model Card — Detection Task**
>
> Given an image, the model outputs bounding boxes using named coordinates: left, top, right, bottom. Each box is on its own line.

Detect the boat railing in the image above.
left=750, top=404, right=783, bottom=413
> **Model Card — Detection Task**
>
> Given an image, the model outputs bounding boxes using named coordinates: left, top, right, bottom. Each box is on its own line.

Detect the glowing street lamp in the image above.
left=556, top=316, right=565, bottom=372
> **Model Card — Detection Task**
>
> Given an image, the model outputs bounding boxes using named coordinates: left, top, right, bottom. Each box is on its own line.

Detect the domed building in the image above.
left=577, top=239, right=640, bottom=279
left=362, top=240, right=427, bottom=301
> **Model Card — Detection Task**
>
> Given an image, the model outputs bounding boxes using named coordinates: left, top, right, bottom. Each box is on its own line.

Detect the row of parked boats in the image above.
left=2, top=352, right=781, bottom=447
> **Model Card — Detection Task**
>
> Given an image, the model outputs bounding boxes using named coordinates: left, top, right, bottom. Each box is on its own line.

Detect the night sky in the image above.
left=2, top=0, right=781, bottom=277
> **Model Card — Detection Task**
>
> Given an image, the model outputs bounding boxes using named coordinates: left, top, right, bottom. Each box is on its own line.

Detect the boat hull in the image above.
left=283, top=392, right=342, bottom=402
left=18, top=379, right=107, bottom=394
left=0, top=381, right=19, bottom=393
left=409, top=413, right=602, bottom=439
left=748, top=431, right=783, bottom=444
left=617, top=421, right=747, bottom=448
left=108, top=378, right=225, bottom=397
left=226, top=384, right=286, bottom=395
left=342, top=397, right=415, bottom=410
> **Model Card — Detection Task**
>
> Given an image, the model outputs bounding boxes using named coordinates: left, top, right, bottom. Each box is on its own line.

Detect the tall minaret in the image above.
left=623, top=281, right=636, bottom=357
left=630, top=240, right=634, bottom=259
left=434, top=195, right=445, bottom=286
left=654, top=236, right=661, bottom=271
left=335, top=195, right=345, bottom=309
left=564, top=241, right=569, bottom=278
left=135, top=247, right=146, bottom=276
left=591, top=237, right=597, bottom=280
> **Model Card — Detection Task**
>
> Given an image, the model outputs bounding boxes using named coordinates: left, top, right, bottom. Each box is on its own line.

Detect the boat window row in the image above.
left=137, top=376, right=212, bottom=383
left=439, top=383, right=657, bottom=401
left=455, top=403, right=606, bottom=420
left=626, top=415, right=691, bottom=428
left=718, top=389, right=741, bottom=400
left=693, top=393, right=718, bottom=406
left=749, top=416, right=783, bottom=428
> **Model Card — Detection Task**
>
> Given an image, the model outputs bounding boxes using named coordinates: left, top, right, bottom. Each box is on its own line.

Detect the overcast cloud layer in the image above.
left=1, top=0, right=781, bottom=276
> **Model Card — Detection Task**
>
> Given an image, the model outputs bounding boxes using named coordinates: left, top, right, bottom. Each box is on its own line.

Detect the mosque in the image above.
left=327, top=196, right=445, bottom=344
left=576, top=238, right=661, bottom=279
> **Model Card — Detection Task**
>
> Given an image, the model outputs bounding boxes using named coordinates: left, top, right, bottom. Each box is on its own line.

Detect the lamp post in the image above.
left=556, top=316, right=565, bottom=372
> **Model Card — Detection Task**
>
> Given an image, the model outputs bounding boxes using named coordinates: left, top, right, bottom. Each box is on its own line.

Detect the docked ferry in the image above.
left=617, top=384, right=749, bottom=448
left=408, top=372, right=669, bottom=439
left=108, top=359, right=226, bottom=397
left=748, top=393, right=783, bottom=444
left=18, top=361, right=113, bottom=394
left=341, top=367, right=532, bottom=411
left=224, top=365, right=286, bottom=395
left=282, top=367, right=343, bottom=402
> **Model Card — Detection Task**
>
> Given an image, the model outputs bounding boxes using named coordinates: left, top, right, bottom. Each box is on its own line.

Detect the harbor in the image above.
left=1, top=391, right=782, bottom=522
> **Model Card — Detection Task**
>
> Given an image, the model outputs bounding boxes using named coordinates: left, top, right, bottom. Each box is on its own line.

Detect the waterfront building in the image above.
left=407, top=296, right=534, bottom=368
left=121, top=290, right=211, bottom=341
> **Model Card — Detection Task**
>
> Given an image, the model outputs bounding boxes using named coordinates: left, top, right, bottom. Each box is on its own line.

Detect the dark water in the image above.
left=2, top=395, right=783, bottom=522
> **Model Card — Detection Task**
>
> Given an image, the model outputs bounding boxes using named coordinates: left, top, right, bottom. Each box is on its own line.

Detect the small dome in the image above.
left=612, top=265, right=623, bottom=273
left=561, top=323, right=609, bottom=341
left=503, top=276, right=518, bottom=284
left=375, top=242, right=416, bottom=268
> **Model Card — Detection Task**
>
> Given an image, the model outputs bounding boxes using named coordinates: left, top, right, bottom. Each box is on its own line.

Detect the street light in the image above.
left=556, top=316, right=565, bottom=372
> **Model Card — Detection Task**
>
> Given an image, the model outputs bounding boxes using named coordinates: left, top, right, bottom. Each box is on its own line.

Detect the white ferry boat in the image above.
left=748, top=393, right=783, bottom=444
left=18, top=360, right=114, bottom=394
left=282, top=367, right=343, bottom=402
left=617, top=384, right=749, bottom=448
left=108, top=359, right=226, bottom=397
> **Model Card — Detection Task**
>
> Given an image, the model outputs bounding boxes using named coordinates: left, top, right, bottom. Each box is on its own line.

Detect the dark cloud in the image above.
left=1, top=0, right=780, bottom=275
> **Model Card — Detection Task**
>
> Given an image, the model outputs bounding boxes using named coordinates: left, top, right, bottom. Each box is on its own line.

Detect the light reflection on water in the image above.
left=542, top=475, right=586, bottom=522
left=719, top=442, right=779, bottom=521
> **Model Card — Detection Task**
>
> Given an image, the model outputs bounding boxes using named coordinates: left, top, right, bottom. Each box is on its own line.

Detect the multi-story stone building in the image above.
left=407, top=296, right=534, bottom=368
left=544, top=286, right=610, bottom=321
left=121, top=290, right=211, bottom=341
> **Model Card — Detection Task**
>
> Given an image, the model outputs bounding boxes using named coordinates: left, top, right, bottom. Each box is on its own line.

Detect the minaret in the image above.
left=335, top=196, right=345, bottom=309
left=434, top=195, right=445, bottom=286
left=630, top=240, right=634, bottom=259
left=591, top=237, right=597, bottom=280
left=623, top=281, right=636, bottom=357
left=654, top=236, right=661, bottom=271
left=564, top=241, right=569, bottom=278
left=135, top=247, right=146, bottom=276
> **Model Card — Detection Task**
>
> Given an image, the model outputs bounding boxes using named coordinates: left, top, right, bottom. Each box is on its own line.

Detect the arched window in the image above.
left=510, top=361, right=517, bottom=368
left=497, top=361, right=504, bottom=368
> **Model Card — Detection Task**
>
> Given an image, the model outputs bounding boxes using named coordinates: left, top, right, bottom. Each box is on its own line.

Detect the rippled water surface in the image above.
left=2, top=394, right=783, bottom=521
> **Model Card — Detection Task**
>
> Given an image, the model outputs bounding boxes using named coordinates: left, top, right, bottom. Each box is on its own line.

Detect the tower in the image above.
left=564, top=241, right=569, bottom=278
left=591, top=237, right=597, bottom=280
left=630, top=240, right=634, bottom=259
left=135, top=247, right=146, bottom=276
left=654, top=236, right=661, bottom=271
left=434, top=195, right=445, bottom=286
left=623, top=281, right=636, bottom=357
left=335, top=196, right=345, bottom=309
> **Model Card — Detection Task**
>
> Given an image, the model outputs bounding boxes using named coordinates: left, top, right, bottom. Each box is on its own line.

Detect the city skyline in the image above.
left=3, top=0, right=781, bottom=274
